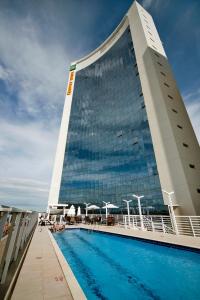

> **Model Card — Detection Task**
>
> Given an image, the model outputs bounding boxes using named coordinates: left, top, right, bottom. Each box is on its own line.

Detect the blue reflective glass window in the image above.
left=58, top=27, right=164, bottom=211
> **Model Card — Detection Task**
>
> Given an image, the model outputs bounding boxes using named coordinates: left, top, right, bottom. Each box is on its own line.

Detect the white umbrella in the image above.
left=102, top=202, right=119, bottom=218
left=67, top=205, right=75, bottom=216
left=77, top=206, right=81, bottom=216
left=87, top=205, right=100, bottom=210
left=87, top=205, right=100, bottom=216
left=104, top=204, right=119, bottom=209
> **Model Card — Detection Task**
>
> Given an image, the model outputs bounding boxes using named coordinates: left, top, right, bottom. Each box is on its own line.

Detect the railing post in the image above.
left=0, top=213, right=17, bottom=278
left=1, top=213, right=22, bottom=284
left=162, top=217, right=165, bottom=233
left=189, top=217, right=196, bottom=237
left=169, top=206, right=179, bottom=235
left=152, top=222, right=155, bottom=232
left=125, top=216, right=127, bottom=229
left=20, top=214, right=28, bottom=250
left=150, top=216, right=153, bottom=231
left=0, top=212, right=8, bottom=239
left=142, top=216, right=145, bottom=230
left=14, top=213, right=26, bottom=261
left=133, top=216, right=137, bottom=229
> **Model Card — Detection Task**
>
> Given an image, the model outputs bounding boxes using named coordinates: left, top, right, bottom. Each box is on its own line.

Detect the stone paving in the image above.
left=11, top=227, right=73, bottom=300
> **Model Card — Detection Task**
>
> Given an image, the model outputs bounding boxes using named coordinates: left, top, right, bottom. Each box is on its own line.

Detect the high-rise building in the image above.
left=48, top=1, right=200, bottom=215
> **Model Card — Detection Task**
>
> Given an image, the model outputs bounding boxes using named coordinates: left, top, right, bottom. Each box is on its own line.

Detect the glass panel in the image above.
left=59, top=27, right=164, bottom=212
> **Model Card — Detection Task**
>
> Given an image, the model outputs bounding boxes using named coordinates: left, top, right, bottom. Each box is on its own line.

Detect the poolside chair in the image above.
left=75, top=216, right=82, bottom=223
left=94, top=216, right=101, bottom=225
left=65, top=216, right=71, bottom=225
left=107, top=216, right=115, bottom=226
left=85, top=216, right=91, bottom=224
left=70, top=217, right=75, bottom=225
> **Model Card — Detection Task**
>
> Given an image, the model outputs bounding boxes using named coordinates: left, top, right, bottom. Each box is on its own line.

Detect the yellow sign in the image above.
left=67, top=82, right=72, bottom=95
left=66, top=71, right=75, bottom=96
left=70, top=71, right=74, bottom=81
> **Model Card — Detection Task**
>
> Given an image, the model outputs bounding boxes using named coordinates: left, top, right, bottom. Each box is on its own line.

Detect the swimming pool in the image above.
left=53, top=229, right=200, bottom=300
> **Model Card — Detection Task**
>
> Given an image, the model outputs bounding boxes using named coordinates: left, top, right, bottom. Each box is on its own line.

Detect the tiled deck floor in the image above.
left=11, top=227, right=73, bottom=300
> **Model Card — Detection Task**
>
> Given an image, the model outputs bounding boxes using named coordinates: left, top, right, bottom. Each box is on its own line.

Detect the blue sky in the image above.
left=0, top=0, right=199, bottom=211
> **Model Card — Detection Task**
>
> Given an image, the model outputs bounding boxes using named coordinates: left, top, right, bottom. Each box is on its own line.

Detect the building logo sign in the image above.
left=70, top=71, right=74, bottom=81
left=67, top=71, right=75, bottom=96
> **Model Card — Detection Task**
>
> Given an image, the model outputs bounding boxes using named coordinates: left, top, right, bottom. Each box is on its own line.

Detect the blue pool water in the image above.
left=53, top=229, right=200, bottom=300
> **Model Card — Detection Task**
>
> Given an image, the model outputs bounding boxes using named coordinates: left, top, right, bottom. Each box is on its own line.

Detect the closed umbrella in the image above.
left=77, top=206, right=81, bottom=216
left=67, top=205, right=75, bottom=216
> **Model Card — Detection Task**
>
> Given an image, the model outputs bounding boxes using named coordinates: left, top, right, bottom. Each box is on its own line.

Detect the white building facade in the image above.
left=48, top=1, right=200, bottom=215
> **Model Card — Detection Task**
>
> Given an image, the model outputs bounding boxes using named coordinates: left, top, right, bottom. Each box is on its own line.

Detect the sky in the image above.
left=0, top=0, right=199, bottom=212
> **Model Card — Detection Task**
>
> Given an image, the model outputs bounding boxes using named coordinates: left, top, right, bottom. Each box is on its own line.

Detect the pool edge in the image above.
left=48, top=229, right=87, bottom=300
left=78, top=225, right=200, bottom=253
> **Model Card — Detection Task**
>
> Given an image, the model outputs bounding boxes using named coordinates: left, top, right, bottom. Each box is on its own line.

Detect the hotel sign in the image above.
left=67, top=71, right=75, bottom=95
left=70, top=71, right=74, bottom=81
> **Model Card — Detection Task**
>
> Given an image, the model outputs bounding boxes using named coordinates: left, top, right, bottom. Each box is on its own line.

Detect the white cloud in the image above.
left=142, top=0, right=154, bottom=9
left=0, top=5, right=74, bottom=210
left=141, top=0, right=169, bottom=11
left=0, top=13, right=69, bottom=119
left=0, top=65, right=11, bottom=81
left=0, top=120, right=58, bottom=210
left=0, top=177, right=48, bottom=192
left=0, top=177, right=49, bottom=211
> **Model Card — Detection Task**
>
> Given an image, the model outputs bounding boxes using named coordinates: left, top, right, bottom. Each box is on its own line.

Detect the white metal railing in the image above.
left=123, top=215, right=200, bottom=238
left=175, top=216, right=200, bottom=237
left=0, top=206, right=38, bottom=295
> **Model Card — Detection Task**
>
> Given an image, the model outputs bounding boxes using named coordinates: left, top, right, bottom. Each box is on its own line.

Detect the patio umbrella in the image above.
left=87, top=205, right=100, bottom=216
left=105, top=204, right=119, bottom=209
left=77, top=206, right=81, bottom=216
left=102, top=203, right=119, bottom=218
left=87, top=205, right=100, bottom=210
left=67, top=205, right=75, bottom=216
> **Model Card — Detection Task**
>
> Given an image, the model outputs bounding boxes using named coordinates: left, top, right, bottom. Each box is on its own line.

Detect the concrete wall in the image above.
left=129, top=2, right=200, bottom=215
left=48, top=70, right=76, bottom=205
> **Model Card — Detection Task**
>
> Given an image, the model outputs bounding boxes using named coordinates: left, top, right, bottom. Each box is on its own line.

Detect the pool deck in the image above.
left=10, top=223, right=200, bottom=299
left=79, top=224, right=200, bottom=250
left=11, top=227, right=73, bottom=300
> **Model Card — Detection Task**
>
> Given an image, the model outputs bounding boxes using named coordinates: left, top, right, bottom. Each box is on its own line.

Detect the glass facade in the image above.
left=59, top=27, right=164, bottom=211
